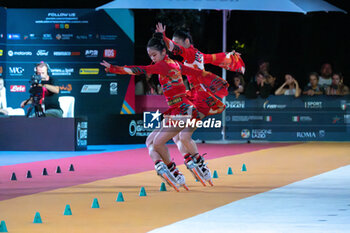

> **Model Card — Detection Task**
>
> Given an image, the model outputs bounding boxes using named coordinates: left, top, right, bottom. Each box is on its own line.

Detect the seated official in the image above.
left=21, top=62, right=63, bottom=117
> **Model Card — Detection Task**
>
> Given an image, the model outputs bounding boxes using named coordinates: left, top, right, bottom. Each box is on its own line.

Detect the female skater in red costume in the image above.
left=101, top=33, right=221, bottom=191
left=150, top=23, right=245, bottom=186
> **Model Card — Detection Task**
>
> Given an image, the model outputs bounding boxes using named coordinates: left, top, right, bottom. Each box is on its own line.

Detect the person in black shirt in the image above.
left=245, top=72, right=273, bottom=99
left=21, top=62, right=63, bottom=117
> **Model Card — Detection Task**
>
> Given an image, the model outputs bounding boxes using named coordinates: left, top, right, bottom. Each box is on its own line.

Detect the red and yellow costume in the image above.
left=165, top=37, right=245, bottom=74
left=162, top=35, right=244, bottom=116
left=108, top=55, right=200, bottom=118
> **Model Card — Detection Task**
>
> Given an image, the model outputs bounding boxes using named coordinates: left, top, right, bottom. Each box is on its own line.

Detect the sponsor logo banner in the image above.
left=42, top=34, right=53, bottom=40
left=227, top=115, right=264, bottom=122
left=8, top=50, right=32, bottom=57
left=340, top=100, right=350, bottom=110
left=85, top=50, right=98, bottom=57
left=51, top=68, right=74, bottom=76
left=297, top=131, right=317, bottom=138
left=9, top=67, right=25, bottom=76
left=100, top=35, right=118, bottom=40
left=7, top=34, right=21, bottom=40
left=292, top=116, right=312, bottom=122
left=332, top=116, right=341, bottom=124
left=263, top=101, right=287, bottom=109
left=77, top=121, right=88, bottom=147
left=129, top=119, right=153, bottom=137
left=226, top=101, right=245, bottom=109
left=79, top=68, right=99, bottom=75
left=81, top=84, right=101, bottom=93
left=59, top=84, right=72, bottom=94
left=103, top=49, right=116, bottom=58
left=10, top=85, right=26, bottom=92
left=305, top=101, right=322, bottom=109
left=241, top=129, right=272, bottom=139
left=344, top=115, right=350, bottom=124
left=110, top=82, right=118, bottom=95
left=53, top=51, right=80, bottom=56
left=36, top=50, right=49, bottom=56
left=241, top=129, right=250, bottom=138
left=251, top=129, right=272, bottom=139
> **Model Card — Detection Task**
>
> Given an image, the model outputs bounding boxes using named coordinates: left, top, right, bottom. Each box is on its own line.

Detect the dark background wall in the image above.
left=1, top=0, right=349, bottom=87
left=133, top=8, right=350, bottom=88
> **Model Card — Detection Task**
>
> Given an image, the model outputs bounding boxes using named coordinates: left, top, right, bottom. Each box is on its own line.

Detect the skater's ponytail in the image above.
left=147, top=32, right=167, bottom=52
left=173, top=28, right=193, bottom=44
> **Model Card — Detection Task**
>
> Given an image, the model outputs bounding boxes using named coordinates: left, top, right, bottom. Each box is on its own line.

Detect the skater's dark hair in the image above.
left=147, top=32, right=167, bottom=52
left=173, top=28, right=193, bottom=44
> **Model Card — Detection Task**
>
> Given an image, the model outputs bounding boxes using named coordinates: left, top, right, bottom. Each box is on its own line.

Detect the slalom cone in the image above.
left=227, top=167, right=233, bottom=175
left=242, top=163, right=247, bottom=171
left=91, top=198, right=100, bottom=208
left=160, top=182, right=167, bottom=191
left=26, top=170, right=32, bottom=178
left=0, top=220, right=8, bottom=232
left=33, top=212, right=42, bottom=223
left=56, top=166, right=62, bottom=174
left=10, top=172, right=17, bottom=181
left=212, top=170, right=218, bottom=178
left=42, top=168, right=48, bottom=176
left=63, top=204, right=72, bottom=215
left=116, top=192, right=124, bottom=202
left=139, top=187, right=147, bottom=197
left=69, top=164, right=75, bottom=171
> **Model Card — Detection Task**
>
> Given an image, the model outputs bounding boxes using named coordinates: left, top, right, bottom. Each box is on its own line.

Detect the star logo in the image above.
left=150, top=109, right=162, bottom=122
left=143, top=110, right=162, bottom=129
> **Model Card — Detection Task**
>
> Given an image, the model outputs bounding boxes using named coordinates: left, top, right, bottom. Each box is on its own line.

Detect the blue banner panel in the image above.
left=193, top=95, right=350, bottom=142
left=2, top=8, right=135, bottom=144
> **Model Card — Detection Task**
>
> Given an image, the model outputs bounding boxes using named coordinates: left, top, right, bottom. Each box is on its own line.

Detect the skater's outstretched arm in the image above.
left=100, top=60, right=168, bottom=76
left=202, top=51, right=245, bottom=74
left=155, top=22, right=191, bottom=58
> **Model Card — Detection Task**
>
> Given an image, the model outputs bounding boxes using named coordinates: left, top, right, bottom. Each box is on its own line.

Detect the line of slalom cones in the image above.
left=9, top=164, right=75, bottom=181
left=212, top=163, right=247, bottom=178
left=1, top=163, right=247, bottom=231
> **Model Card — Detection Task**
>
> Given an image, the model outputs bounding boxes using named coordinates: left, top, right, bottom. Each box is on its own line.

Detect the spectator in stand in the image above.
left=266, top=74, right=277, bottom=93
left=275, top=73, right=301, bottom=98
left=303, top=72, right=324, bottom=96
left=135, top=74, right=162, bottom=95
left=325, top=73, right=349, bottom=96
left=245, top=72, right=272, bottom=99
left=318, top=63, right=333, bottom=88
left=228, top=73, right=244, bottom=98
left=257, top=59, right=270, bottom=76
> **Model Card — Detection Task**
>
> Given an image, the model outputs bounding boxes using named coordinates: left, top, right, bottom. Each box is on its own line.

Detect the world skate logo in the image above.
left=143, top=110, right=161, bottom=129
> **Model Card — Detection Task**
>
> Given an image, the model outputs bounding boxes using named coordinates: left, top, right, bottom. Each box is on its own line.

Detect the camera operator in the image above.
left=21, top=62, right=63, bottom=117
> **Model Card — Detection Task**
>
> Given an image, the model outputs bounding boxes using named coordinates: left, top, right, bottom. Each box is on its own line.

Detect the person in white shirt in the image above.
left=318, top=63, right=333, bottom=88
left=275, top=73, right=301, bottom=98
left=0, top=78, right=8, bottom=115
left=0, top=77, right=25, bottom=116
